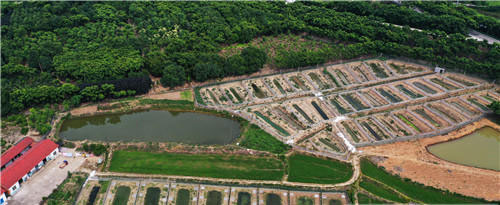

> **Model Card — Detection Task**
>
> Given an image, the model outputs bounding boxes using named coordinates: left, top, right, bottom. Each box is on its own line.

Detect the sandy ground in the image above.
left=8, top=150, right=86, bottom=205
left=359, top=118, right=500, bottom=201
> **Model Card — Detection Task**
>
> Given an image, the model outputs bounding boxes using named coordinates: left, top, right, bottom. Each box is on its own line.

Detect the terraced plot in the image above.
left=429, top=77, right=461, bottom=90
left=360, top=89, right=389, bottom=107
left=412, top=107, right=450, bottom=128
left=365, top=61, right=391, bottom=79
left=374, top=114, right=412, bottom=137
left=377, top=87, right=405, bottom=103
left=287, top=74, right=312, bottom=91
left=358, top=118, right=391, bottom=141
left=327, top=95, right=354, bottom=115
left=342, top=93, right=370, bottom=111
left=395, top=84, right=424, bottom=99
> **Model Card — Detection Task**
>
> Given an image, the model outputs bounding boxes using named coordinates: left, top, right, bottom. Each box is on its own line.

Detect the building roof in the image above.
left=0, top=139, right=58, bottom=191
left=1, top=137, right=34, bottom=167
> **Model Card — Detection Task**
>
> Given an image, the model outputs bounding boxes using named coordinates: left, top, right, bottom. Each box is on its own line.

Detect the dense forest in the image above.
left=2, top=1, right=499, bottom=116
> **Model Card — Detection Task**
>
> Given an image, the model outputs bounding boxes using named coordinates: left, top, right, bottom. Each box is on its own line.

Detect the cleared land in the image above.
left=109, top=151, right=285, bottom=180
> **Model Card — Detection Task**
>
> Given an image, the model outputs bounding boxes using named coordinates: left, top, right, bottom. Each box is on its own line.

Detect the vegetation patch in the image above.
left=377, top=88, right=402, bottom=103
left=293, top=104, right=314, bottom=124
left=357, top=193, right=386, bottom=204
left=360, top=158, right=485, bottom=204
left=110, top=151, right=285, bottom=180
left=413, top=82, right=437, bottom=94
left=265, top=193, right=282, bottom=205
left=448, top=76, right=476, bottom=86
left=254, top=111, right=290, bottom=136
left=287, top=154, right=353, bottom=184
left=194, top=87, right=205, bottom=105
left=87, top=186, right=100, bottom=205
left=311, top=101, right=329, bottom=120
left=112, top=186, right=131, bottom=205
left=359, top=177, right=409, bottom=203
left=368, top=63, right=389, bottom=78
left=397, top=114, right=420, bottom=133
left=342, top=94, right=369, bottom=110
left=176, top=189, right=190, bottom=205
left=237, top=192, right=251, bottom=205
left=145, top=187, right=161, bottom=205
left=323, top=69, right=341, bottom=87
left=44, top=172, right=87, bottom=205
left=396, top=85, right=422, bottom=99
left=240, top=123, right=291, bottom=154
left=430, top=78, right=459, bottom=90
left=230, top=88, right=243, bottom=103
left=207, top=191, right=222, bottom=205
left=297, top=196, right=314, bottom=205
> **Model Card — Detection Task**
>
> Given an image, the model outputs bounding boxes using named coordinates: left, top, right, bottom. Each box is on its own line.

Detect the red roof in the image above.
left=1, top=137, right=34, bottom=167
left=0, top=139, right=58, bottom=190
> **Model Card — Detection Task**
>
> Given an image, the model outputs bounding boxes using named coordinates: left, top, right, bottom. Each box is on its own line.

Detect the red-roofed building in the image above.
left=0, top=139, right=59, bottom=200
left=1, top=137, right=34, bottom=171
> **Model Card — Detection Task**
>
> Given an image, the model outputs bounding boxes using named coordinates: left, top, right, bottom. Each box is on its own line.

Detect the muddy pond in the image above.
left=428, top=127, right=500, bottom=171
left=59, top=110, right=241, bottom=145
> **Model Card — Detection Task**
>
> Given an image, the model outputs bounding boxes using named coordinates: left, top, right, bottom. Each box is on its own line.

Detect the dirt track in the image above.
left=359, top=118, right=500, bottom=201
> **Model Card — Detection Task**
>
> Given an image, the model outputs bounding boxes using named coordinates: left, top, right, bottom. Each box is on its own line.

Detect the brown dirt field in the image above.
left=359, top=118, right=500, bottom=201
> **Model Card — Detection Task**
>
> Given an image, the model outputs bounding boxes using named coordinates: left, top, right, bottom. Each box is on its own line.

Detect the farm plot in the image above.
left=77, top=180, right=109, bottom=205
left=136, top=182, right=169, bottom=205
left=218, top=82, right=249, bottom=104
left=199, top=88, right=218, bottom=105
left=273, top=106, right=307, bottom=130
left=288, top=100, right=325, bottom=124
left=478, top=90, right=500, bottom=103
left=339, top=120, right=370, bottom=143
left=105, top=181, right=139, bottom=205
left=198, top=185, right=230, bottom=205
left=245, top=79, right=272, bottom=99
left=445, top=98, right=481, bottom=117
left=386, top=60, right=425, bottom=74
left=304, top=69, right=335, bottom=90
left=428, top=77, right=462, bottom=91
left=263, top=76, right=296, bottom=95
left=376, top=87, right=407, bottom=103
left=254, top=109, right=292, bottom=136
left=168, top=183, right=199, bottom=205
left=357, top=118, right=392, bottom=141
left=341, top=92, right=371, bottom=111
left=359, top=89, right=389, bottom=107
left=229, top=187, right=258, bottom=205
left=394, top=83, right=424, bottom=99
left=327, top=65, right=356, bottom=85
left=326, top=95, right=354, bottom=115
left=364, top=60, right=392, bottom=79
left=426, top=102, right=467, bottom=123
left=321, top=192, right=347, bottom=205
left=289, top=191, right=321, bottom=205
left=393, top=110, right=433, bottom=133
left=307, top=129, right=347, bottom=153
left=311, top=100, right=331, bottom=120
left=463, top=95, right=491, bottom=111
left=374, top=114, right=412, bottom=137
left=321, top=67, right=342, bottom=87
left=411, top=106, right=451, bottom=129
left=346, top=62, right=377, bottom=83
left=286, top=73, right=313, bottom=91
left=446, top=75, right=477, bottom=87
left=210, top=87, right=232, bottom=105
left=411, top=79, right=443, bottom=95
left=259, top=189, right=289, bottom=205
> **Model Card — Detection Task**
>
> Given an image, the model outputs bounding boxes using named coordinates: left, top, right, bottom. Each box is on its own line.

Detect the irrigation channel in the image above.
left=59, top=110, right=241, bottom=144
left=428, top=126, right=500, bottom=171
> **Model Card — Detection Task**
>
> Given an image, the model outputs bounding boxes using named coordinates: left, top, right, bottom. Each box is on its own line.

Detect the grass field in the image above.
left=357, top=193, right=386, bottom=204
left=109, top=151, right=285, bottom=180
left=359, top=177, right=408, bottom=203
left=180, top=90, right=193, bottom=101
left=287, top=154, right=353, bottom=184
left=240, top=123, right=291, bottom=154
left=360, top=158, right=485, bottom=204
left=145, top=187, right=161, bottom=205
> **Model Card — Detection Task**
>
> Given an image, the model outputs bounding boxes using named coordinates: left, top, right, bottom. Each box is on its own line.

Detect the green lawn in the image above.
left=287, top=154, right=353, bottom=184
left=360, top=158, right=485, bottom=204
left=180, top=90, right=193, bottom=101
left=359, top=177, right=408, bottom=203
left=240, top=123, right=291, bottom=154
left=109, top=151, right=285, bottom=180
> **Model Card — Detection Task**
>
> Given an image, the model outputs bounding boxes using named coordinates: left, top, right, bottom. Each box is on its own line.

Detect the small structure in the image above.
left=0, top=138, right=59, bottom=200
left=434, top=66, right=445, bottom=74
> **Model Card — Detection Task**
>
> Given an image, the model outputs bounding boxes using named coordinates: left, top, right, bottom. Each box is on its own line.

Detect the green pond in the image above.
left=59, top=110, right=241, bottom=145
left=428, top=127, right=500, bottom=171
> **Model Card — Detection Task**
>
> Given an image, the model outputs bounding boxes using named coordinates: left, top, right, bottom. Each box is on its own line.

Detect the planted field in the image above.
left=357, top=193, right=386, bottom=204
left=297, top=197, right=314, bottom=205
left=359, top=119, right=390, bottom=141
left=237, top=192, right=251, bottom=205
left=224, top=89, right=238, bottom=104
left=395, top=84, right=423, bottom=99
left=240, top=124, right=291, bottom=154
left=145, top=187, right=161, bottom=205
left=360, top=159, right=484, bottom=204
left=387, top=61, right=424, bottom=74
left=207, top=90, right=220, bottom=105
left=396, top=114, right=421, bottom=133
left=341, top=121, right=364, bottom=143
left=292, top=104, right=314, bottom=124
left=351, top=64, right=371, bottom=82
left=206, top=191, right=222, bottom=205
left=254, top=111, right=290, bottom=136
left=360, top=90, right=388, bottom=107
left=287, top=154, right=353, bottom=184
left=447, top=76, right=476, bottom=87
left=430, top=78, right=460, bottom=90
left=88, top=186, right=100, bottom=205
left=328, top=96, right=353, bottom=114
left=112, top=186, right=131, bottom=205
left=367, top=62, right=389, bottom=78
left=322, top=68, right=341, bottom=87
left=289, top=75, right=311, bottom=91
left=426, top=103, right=464, bottom=123
left=377, top=88, right=403, bottom=103
left=333, top=69, right=352, bottom=85
left=359, top=177, right=409, bottom=203
left=311, top=101, right=329, bottom=120
left=342, top=93, right=370, bottom=110
left=375, top=115, right=411, bottom=137
left=318, top=137, right=343, bottom=152
left=250, top=83, right=268, bottom=99
left=229, top=88, right=243, bottom=103
left=266, top=193, right=282, bottom=205
left=466, top=96, right=490, bottom=111
left=109, top=151, right=285, bottom=180
left=176, top=189, right=190, bottom=205
left=308, top=72, right=331, bottom=90
left=412, top=81, right=438, bottom=94
left=446, top=99, right=480, bottom=116
left=274, top=107, right=306, bottom=130
left=412, top=108, right=449, bottom=128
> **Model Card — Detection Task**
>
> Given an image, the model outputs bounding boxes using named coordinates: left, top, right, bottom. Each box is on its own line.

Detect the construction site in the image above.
left=196, top=58, right=498, bottom=158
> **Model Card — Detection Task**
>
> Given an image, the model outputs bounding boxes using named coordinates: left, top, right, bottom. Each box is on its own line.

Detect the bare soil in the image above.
left=359, top=118, right=500, bottom=201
